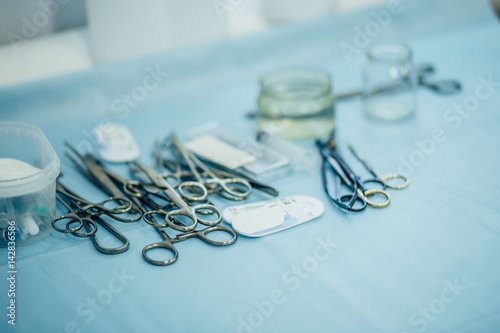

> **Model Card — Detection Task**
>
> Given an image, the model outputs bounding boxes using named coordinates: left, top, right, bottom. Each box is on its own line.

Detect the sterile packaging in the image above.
left=0, top=122, right=60, bottom=246
left=185, top=122, right=291, bottom=181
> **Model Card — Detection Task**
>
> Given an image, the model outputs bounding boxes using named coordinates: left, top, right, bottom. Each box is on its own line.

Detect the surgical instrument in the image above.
left=161, top=158, right=279, bottom=197
left=98, top=163, right=237, bottom=266
left=53, top=182, right=130, bottom=254
left=142, top=210, right=237, bottom=266
left=155, top=138, right=208, bottom=202
left=64, top=143, right=142, bottom=222
left=171, top=135, right=253, bottom=201
left=130, top=161, right=222, bottom=230
left=246, top=63, right=462, bottom=118
left=337, top=63, right=461, bottom=99
left=317, top=139, right=390, bottom=211
left=348, top=145, right=409, bottom=190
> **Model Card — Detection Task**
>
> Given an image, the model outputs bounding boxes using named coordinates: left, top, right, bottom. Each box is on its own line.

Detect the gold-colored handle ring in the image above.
left=384, top=174, right=410, bottom=190
left=363, top=189, right=390, bottom=208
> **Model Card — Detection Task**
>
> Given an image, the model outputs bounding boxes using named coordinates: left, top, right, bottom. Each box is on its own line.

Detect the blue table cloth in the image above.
left=1, top=0, right=500, bottom=332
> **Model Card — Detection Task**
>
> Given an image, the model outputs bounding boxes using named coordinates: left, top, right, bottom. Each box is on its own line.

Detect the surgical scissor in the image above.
left=416, top=63, right=461, bottom=95
left=102, top=168, right=191, bottom=226
left=130, top=161, right=222, bottom=231
left=335, top=63, right=461, bottom=99
left=317, top=139, right=390, bottom=211
left=161, top=158, right=279, bottom=197
left=171, top=135, right=253, bottom=201
left=154, top=138, right=208, bottom=201
left=348, top=145, right=409, bottom=190
left=65, top=143, right=142, bottom=222
left=155, top=140, right=181, bottom=188
left=142, top=211, right=237, bottom=266
left=86, top=151, right=176, bottom=211
left=53, top=182, right=130, bottom=254
left=97, top=166, right=236, bottom=266
left=53, top=192, right=97, bottom=237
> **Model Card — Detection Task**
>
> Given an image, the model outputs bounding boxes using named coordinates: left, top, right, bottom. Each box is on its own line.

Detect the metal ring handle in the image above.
left=106, top=206, right=143, bottom=223
left=383, top=174, right=410, bottom=190
left=362, top=178, right=387, bottom=190
left=165, top=208, right=198, bottom=231
left=178, top=181, right=208, bottom=202
left=69, top=218, right=98, bottom=237
left=199, top=226, right=237, bottom=246
left=192, top=204, right=222, bottom=226
left=143, top=210, right=171, bottom=229
left=142, top=242, right=178, bottom=266
left=207, top=178, right=252, bottom=199
left=52, top=214, right=83, bottom=233
left=97, top=197, right=133, bottom=214
left=124, top=181, right=145, bottom=198
left=363, top=189, right=390, bottom=208
left=339, top=194, right=367, bottom=212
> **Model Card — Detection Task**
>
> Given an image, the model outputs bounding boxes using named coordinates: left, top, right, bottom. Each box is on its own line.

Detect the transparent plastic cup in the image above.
left=0, top=122, right=60, bottom=246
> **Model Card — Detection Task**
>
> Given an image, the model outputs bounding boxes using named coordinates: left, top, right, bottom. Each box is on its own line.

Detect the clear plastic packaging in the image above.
left=0, top=122, right=60, bottom=246
left=185, top=122, right=290, bottom=181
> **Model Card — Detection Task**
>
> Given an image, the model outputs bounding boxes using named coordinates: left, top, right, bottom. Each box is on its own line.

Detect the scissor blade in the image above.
left=348, top=146, right=376, bottom=175
left=130, top=161, right=169, bottom=189
left=325, top=156, right=353, bottom=188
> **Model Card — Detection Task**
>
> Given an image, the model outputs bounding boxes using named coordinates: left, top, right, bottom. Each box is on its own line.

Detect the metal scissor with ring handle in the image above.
left=317, top=139, right=390, bottom=211
left=161, top=158, right=279, bottom=198
left=335, top=63, right=461, bottom=100
left=129, top=161, right=222, bottom=231
left=142, top=210, right=237, bottom=266
left=415, top=63, right=461, bottom=95
left=153, top=139, right=187, bottom=189
left=53, top=182, right=133, bottom=223
left=53, top=192, right=98, bottom=237
left=53, top=182, right=130, bottom=254
left=348, top=145, right=409, bottom=190
left=64, top=143, right=143, bottom=222
left=164, top=136, right=209, bottom=202
left=99, top=166, right=236, bottom=266
left=170, top=134, right=252, bottom=201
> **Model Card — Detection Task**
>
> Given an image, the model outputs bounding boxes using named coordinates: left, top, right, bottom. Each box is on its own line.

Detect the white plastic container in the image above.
left=0, top=122, right=60, bottom=246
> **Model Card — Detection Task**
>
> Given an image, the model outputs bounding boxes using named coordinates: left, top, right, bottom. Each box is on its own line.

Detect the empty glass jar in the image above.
left=363, top=43, right=417, bottom=121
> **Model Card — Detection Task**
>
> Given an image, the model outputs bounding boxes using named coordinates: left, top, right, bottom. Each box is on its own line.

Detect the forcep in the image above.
left=170, top=135, right=253, bottom=201
left=78, top=152, right=174, bottom=211
left=348, top=145, right=409, bottom=190
left=161, top=158, right=279, bottom=197
left=154, top=139, right=182, bottom=188
left=65, top=143, right=142, bottom=222
left=130, top=161, right=222, bottom=231
left=96, top=166, right=237, bottom=266
left=319, top=149, right=367, bottom=212
left=154, top=138, right=208, bottom=202
left=336, top=63, right=461, bottom=99
left=142, top=211, right=237, bottom=266
left=317, top=140, right=390, bottom=211
left=53, top=182, right=130, bottom=254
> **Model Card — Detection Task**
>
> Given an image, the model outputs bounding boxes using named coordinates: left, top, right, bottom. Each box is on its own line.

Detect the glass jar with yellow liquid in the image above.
left=257, top=69, right=335, bottom=140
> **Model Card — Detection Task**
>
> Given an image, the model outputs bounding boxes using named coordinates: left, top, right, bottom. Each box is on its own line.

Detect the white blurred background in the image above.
left=1, top=0, right=499, bottom=88
left=0, top=0, right=390, bottom=87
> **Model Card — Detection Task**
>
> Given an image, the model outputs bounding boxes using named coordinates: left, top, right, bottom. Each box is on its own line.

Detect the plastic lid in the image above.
left=0, top=122, right=60, bottom=198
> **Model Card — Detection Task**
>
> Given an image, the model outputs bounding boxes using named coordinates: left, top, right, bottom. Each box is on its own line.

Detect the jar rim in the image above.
left=367, top=43, right=412, bottom=63
left=259, top=69, right=332, bottom=100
